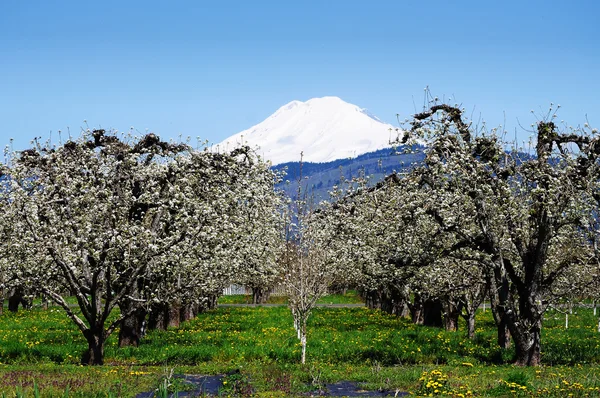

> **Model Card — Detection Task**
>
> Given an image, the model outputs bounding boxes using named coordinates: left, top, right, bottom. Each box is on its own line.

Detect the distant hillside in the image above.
left=273, top=146, right=425, bottom=202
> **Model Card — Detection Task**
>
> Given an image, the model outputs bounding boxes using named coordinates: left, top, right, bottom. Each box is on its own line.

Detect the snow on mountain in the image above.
left=215, top=96, right=402, bottom=165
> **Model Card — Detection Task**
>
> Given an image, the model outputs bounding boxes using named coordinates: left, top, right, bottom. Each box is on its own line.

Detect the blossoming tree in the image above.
left=1, top=130, right=282, bottom=364
left=406, top=104, right=598, bottom=365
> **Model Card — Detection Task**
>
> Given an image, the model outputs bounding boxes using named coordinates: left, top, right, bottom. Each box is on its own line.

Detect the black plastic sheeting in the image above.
left=136, top=374, right=407, bottom=397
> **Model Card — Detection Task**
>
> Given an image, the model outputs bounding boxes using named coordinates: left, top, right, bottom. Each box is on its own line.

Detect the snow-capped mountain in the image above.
left=215, top=96, right=402, bottom=165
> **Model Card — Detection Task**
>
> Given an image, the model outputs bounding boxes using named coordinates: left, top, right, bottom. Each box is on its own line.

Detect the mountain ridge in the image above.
left=272, top=145, right=426, bottom=202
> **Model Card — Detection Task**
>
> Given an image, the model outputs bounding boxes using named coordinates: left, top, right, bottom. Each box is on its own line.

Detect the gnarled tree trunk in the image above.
left=167, top=300, right=181, bottom=328
left=488, top=267, right=512, bottom=349
left=82, top=329, right=106, bottom=365
left=442, top=298, right=462, bottom=332
left=148, top=302, right=168, bottom=331
left=466, top=313, right=476, bottom=339
left=409, top=294, right=425, bottom=325
left=381, top=287, right=408, bottom=316
left=363, top=290, right=382, bottom=311
left=8, top=287, right=29, bottom=312
left=180, top=301, right=199, bottom=322
left=252, top=287, right=271, bottom=304
left=205, top=294, right=218, bottom=310
left=118, top=300, right=147, bottom=347
left=510, top=317, right=542, bottom=366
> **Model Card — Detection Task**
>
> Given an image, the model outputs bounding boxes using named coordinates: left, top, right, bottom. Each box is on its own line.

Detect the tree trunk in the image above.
left=409, top=294, right=425, bottom=325
left=497, top=317, right=511, bottom=349
left=488, top=266, right=512, bottom=349
left=381, top=288, right=408, bottom=316
left=252, top=287, right=271, bottom=304
left=328, top=284, right=347, bottom=295
left=364, top=290, right=382, bottom=310
left=118, top=300, right=146, bottom=347
left=423, top=299, right=443, bottom=327
left=300, top=319, right=307, bottom=364
left=167, top=300, right=181, bottom=328
left=467, top=313, right=476, bottom=339
left=82, top=329, right=105, bottom=365
left=8, top=291, right=22, bottom=312
left=180, top=301, right=198, bottom=322
left=41, top=294, right=49, bottom=310
left=460, top=287, right=485, bottom=340
left=444, top=313, right=459, bottom=331
left=512, top=320, right=542, bottom=366
left=205, top=294, right=218, bottom=310
left=442, top=298, right=461, bottom=332
left=0, top=289, right=4, bottom=315
left=148, top=303, right=168, bottom=331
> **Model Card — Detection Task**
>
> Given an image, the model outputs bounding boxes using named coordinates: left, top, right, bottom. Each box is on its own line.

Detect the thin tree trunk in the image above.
left=488, top=267, right=512, bottom=349
left=467, top=313, right=476, bottom=339
left=460, top=303, right=478, bottom=340
left=300, top=319, right=307, bottom=364
left=40, top=294, right=48, bottom=310
left=380, top=288, right=407, bottom=316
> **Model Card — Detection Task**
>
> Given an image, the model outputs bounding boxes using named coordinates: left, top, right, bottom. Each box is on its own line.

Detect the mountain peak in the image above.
left=217, top=97, right=401, bottom=165
left=305, top=96, right=345, bottom=105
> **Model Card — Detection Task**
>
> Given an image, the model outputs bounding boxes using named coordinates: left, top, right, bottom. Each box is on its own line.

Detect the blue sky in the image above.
left=1, top=0, right=598, bottom=151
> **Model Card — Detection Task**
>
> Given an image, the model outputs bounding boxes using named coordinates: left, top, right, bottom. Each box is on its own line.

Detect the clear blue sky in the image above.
left=1, top=0, right=598, bottom=151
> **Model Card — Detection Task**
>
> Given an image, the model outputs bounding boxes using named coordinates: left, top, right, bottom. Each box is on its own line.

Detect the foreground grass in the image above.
left=1, top=304, right=600, bottom=396
left=1, top=362, right=600, bottom=397
left=0, top=364, right=159, bottom=397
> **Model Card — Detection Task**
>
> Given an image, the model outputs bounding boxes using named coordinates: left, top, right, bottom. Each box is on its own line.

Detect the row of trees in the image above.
left=1, top=103, right=599, bottom=367
left=308, top=104, right=600, bottom=366
left=0, top=131, right=285, bottom=364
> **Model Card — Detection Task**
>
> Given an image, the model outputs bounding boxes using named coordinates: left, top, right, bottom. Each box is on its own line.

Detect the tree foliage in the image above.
left=0, top=130, right=283, bottom=364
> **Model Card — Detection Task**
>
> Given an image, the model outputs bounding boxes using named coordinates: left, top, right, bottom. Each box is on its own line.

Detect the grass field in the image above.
left=216, top=290, right=364, bottom=305
left=1, top=302, right=600, bottom=396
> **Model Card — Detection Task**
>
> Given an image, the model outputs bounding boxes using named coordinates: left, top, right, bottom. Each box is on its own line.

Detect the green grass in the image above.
left=0, top=364, right=159, bottom=397
left=2, top=304, right=600, bottom=396
left=217, top=290, right=364, bottom=305
left=316, top=290, right=364, bottom=305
